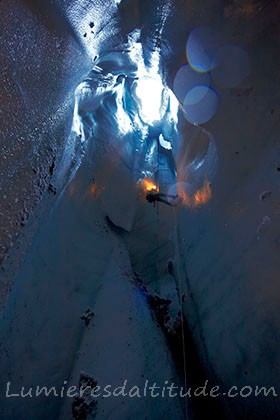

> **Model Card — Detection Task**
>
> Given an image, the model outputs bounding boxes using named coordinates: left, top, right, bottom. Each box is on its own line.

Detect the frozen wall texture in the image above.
left=169, top=1, right=280, bottom=419
left=0, top=0, right=90, bottom=266
left=137, top=2, right=280, bottom=417
left=1, top=0, right=280, bottom=419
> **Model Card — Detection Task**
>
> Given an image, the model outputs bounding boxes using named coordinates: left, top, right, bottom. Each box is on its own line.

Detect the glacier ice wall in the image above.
left=1, top=1, right=280, bottom=420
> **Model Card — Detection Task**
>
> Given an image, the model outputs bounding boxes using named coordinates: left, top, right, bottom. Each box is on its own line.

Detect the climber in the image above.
left=146, top=190, right=178, bottom=206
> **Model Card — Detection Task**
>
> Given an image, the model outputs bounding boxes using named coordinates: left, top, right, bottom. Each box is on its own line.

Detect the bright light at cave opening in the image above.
left=135, top=76, right=165, bottom=125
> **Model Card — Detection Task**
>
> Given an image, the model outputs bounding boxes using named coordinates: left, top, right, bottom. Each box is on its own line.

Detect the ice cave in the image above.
left=0, top=0, right=280, bottom=419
